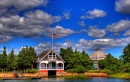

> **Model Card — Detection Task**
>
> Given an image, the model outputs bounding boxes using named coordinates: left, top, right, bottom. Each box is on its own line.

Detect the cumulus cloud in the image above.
left=43, top=25, right=74, bottom=38
left=24, top=10, right=61, bottom=25
left=106, top=19, right=130, bottom=32
left=0, top=0, right=48, bottom=11
left=81, top=9, right=107, bottom=19
left=35, top=37, right=130, bottom=54
left=0, top=10, right=62, bottom=43
left=115, top=0, right=130, bottom=14
left=78, top=21, right=86, bottom=27
left=123, top=30, right=130, bottom=36
left=88, top=26, right=106, bottom=38
left=35, top=40, right=74, bottom=54
left=0, top=35, right=12, bottom=43
left=76, top=37, right=130, bottom=50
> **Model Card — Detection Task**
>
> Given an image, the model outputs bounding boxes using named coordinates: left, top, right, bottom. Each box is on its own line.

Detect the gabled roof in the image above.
left=90, top=48, right=106, bottom=60
left=36, top=49, right=65, bottom=63
left=37, top=49, right=51, bottom=61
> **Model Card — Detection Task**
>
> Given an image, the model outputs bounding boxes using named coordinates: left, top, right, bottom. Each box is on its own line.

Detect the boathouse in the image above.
left=90, top=48, right=106, bottom=69
left=35, top=49, right=65, bottom=76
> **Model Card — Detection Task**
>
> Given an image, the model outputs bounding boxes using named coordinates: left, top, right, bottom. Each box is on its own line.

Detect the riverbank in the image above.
left=0, top=72, right=130, bottom=79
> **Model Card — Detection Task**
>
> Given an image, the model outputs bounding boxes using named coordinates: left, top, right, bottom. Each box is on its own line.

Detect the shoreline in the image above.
left=0, top=72, right=130, bottom=79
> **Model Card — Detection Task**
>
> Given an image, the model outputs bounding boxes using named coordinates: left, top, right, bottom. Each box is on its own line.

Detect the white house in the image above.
left=35, top=49, right=65, bottom=76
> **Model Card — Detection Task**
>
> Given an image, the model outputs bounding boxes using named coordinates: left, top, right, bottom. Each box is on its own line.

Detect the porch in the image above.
left=40, top=61, right=64, bottom=70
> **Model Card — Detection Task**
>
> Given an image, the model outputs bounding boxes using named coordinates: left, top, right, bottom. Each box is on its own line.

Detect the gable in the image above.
left=37, top=49, right=65, bottom=63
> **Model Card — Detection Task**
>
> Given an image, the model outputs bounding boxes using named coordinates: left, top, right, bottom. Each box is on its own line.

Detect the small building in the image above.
left=89, top=48, right=106, bottom=69
left=35, top=49, right=65, bottom=76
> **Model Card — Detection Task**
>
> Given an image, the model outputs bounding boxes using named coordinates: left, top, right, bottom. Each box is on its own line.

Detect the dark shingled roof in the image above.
left=37, top=49, right=51, bottom=61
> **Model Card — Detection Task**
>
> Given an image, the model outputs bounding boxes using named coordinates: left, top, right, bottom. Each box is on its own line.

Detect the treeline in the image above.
left=98, top=44, right=130, bottom=74
left=0, top=46, right=36, bottom=72
left=60, top=47, right=93, bottom=73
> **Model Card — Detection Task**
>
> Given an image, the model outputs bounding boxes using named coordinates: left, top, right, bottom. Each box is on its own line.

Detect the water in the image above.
left=0, top=78, right=130, bottom=82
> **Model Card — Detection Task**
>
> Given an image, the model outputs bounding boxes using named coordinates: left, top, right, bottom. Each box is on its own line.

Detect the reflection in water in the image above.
left=0, top=77, right=130, bottom=82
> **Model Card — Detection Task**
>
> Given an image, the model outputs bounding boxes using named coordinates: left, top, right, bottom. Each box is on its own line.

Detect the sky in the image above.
left=0, top=0, right=130, bottom=58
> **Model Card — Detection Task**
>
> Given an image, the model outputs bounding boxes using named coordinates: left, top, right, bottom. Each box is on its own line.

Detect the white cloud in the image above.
left=35, top=40, right=75, bottom=54
left=0, top=0, right=48, bottom=11
left=43, top=25, right=74, bottom=38
left=25, top=10, right=61, bottom=25
left=78, top=21, right=86, bottom=27
left=63, top=10, right=70, bottom=19
left=0, top=10, right=61, bottom=39
left=88, top=26, right=106, bottom=38
left=115, top=0, right=130, bottom=14
left=81, top=9, right=107, bottom=19
left=0, top=35, right=12, bottom=43
left=107, top=19, right=130, bottom=32
left=123, top=30, right=130, bottom=36
left=76, top=37, right=130, bottom=50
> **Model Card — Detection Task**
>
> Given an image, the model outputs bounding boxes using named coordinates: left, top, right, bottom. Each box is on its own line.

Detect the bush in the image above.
left=75, top=65, right=86, bottom=73
left=26, top=69, right=38, bottom=73
left=102, top=69, right=112, bottom=75
left=66, top=65, right=86, bottom=73
left=87, top=70, right=104, bottom=73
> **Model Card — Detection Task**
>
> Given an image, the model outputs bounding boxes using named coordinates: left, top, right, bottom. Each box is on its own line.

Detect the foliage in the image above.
left=0, top=46, right=7, bottom=71
left=60, top=47, right=93, bottom=72
left=17, top=46, right=36, bottom=70
left=109, top=73, right=130, bottom=78
left=26, top=69, right=38, bottom=73
left=7, top=49, right=18, bottom=71
left=102, top=69, right=112, bottom=75
left=98, top=53, right=120, bottom=73
left=98, top=59, right=108, bottom=69
left=87, top=70, right=104, bottom=73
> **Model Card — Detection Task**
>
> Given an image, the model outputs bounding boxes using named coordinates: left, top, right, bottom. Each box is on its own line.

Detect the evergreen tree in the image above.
left=17, top=46, right=36, bottom=70
left=1, top=46, right=7, bottom=71
left=81, top=50, right=93, bottom=70
left=7, top=49, right=17, bottom=71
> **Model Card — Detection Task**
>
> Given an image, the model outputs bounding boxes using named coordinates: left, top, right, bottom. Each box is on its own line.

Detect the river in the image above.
left=0, top=77, right=130, bottom=82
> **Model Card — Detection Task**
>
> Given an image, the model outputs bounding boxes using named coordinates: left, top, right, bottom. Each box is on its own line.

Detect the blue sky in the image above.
left=0, top=0, right=130, bottom=58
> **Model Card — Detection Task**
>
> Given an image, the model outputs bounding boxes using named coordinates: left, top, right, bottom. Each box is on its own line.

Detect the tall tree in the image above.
left=7, top=49, right=17, bottom=71
left=122, top=44, right=130, bottom=63
left=0, top=46, right=7, bottom=72
left=17, top=46, right=36, bottom=70
left=81, top=50, right=93, bottom=70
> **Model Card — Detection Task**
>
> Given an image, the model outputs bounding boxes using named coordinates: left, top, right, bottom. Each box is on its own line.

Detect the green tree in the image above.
left=98, top=59, right=108, bottom=69
left=7, top=49, right=18, bottom=71
left=98, top=53, right=120, bottom=72
left=81, top=50, right=93, bottom=70
left=17, top=46, right=36, bottom=70
left=60, top=47, right=93, bottom=72
left=0, top=46, right=7, bottom=72
left=122, top=44, right=130, bottom=63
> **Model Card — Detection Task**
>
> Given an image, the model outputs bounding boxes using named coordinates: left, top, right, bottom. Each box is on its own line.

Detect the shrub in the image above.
left=87, top=70, right=104, bottom=73
left=102, top=69, right=112, bottom=75
left=26, top=69, right=38, bottom=73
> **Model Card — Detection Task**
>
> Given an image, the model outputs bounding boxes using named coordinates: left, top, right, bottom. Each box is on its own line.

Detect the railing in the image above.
left=40, top=67, right=63, bottom=69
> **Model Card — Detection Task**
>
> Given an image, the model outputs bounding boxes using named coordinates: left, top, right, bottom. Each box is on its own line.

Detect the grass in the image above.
left=109, top=73, right=130, bottom=78
left=64, top=74, right=86, bottom=79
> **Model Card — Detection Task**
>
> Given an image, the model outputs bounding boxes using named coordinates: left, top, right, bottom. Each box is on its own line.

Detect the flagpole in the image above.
left=52, top=32, right=53, bottom=50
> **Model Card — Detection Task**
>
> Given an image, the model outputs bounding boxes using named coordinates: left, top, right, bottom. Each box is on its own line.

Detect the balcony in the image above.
left=40, top=67, right=63, bottom=70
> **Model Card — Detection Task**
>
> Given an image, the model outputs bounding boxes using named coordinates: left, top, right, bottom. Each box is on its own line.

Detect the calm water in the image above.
left=1, top=77, right=130, bottom=82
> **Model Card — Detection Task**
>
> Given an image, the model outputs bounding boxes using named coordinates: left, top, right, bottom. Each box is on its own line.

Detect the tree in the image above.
left=7, top=49, right=17, bottom=71
left=81, top=50, right=93, bottom=70
left=60, top=47, right=93, bottom=72
left=98, top=59, right=108, bottom=69
left=122, top=44, right=130, bottom=63
left=0, top=46, right=8, bottom=72
left=17, top=46, right=36, bottom=70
